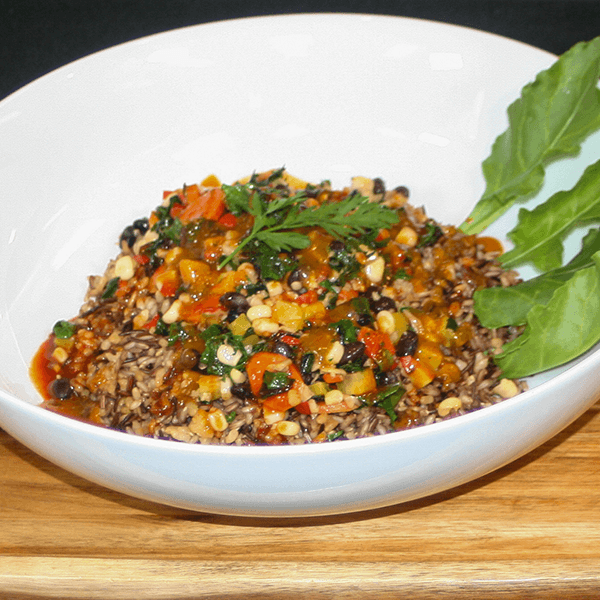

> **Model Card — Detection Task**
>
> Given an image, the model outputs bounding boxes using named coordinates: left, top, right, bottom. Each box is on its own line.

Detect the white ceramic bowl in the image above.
left=1, top=14, right=599, bottom=517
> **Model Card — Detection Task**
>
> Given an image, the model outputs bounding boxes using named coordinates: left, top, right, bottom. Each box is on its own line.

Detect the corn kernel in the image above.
left=161, top=300, right=182, bottom=324
left=376, top=310, right=396, bottom=334
left=395, top=226, right=419, bottom=247
left=188, top=410, right=214, bottom=438
left=247, top=304, right=272, bottom=321
left=276, top=420, right=301, bottom=437
left=208, top=407, right=229, bottom=432
left=493, top=378, right=519, bottom=398
left=437, top=396, right=462, bottom=417
left=52, top=347, right=69, bottom=364
left=325, top=389, right=344, bottom=405
left=364, top=255, right=385, bottom=283
left=252, top=318, right=280, bottom=337
left=114, top=255, right=135, bottom=281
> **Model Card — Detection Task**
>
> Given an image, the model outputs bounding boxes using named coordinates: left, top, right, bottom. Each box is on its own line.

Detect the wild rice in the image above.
left=33, top=171, right=527, bottom=446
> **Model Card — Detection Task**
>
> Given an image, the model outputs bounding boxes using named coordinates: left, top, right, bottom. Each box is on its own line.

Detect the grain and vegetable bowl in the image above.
left=31, top=169, right=527, bottom=445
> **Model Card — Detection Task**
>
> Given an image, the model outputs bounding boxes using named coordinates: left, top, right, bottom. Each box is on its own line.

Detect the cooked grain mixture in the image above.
left=32, top=169, right=527, bottom=445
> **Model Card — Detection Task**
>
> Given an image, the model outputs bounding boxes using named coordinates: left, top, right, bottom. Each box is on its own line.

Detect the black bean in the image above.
left=329, top=240, right=345, bottom=252
left=395, top=185, right=410, bottom=198
left=133, top=218, right=149, bottom=234
left=372, top=177, right=385, bottom=195
left=369, top=296, right=396, bottom=313
left=395, top=330, right=419, bottom=357
left=220, top=292, right=249, bottom=312
left=231, top=382, right=253, bottom=400
left=119, top=225, right=136, bottom=249
left=287, top=267, right=307, bottom=288
left=272, top=341, right=295, bottom=359
left=363, top=285, right=382, bottom=299
left=338, top=341, right=366, bottom=366
left=357, top=313, right=373, bottom=326
left=50, top=378, right=73, bottom=400
left=300, top=353, right=315, bottom=383
left=376, top=370, right=398, bottom=387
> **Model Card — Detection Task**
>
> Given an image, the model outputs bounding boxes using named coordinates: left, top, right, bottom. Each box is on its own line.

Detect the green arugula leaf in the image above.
left=500, top=160, right=600, bottom=270
left=475, top=228, right=600, bottom=328
left=494, top=251, right=600, bottom=378
left=461, top=37, right=600, bottom=234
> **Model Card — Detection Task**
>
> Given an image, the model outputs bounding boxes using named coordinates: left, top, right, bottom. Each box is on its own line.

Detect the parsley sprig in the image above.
left=218, top=174, right=399, bottom=269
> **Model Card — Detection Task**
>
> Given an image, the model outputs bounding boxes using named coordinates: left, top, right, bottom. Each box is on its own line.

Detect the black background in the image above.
left=1, top=0, right=599, bottom=101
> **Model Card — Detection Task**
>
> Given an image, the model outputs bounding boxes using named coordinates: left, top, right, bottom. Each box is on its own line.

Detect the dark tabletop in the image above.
left=2, top=0, right=599, bottom=102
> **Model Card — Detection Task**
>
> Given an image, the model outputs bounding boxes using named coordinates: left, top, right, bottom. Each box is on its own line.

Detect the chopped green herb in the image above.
left=53, top=320, right=76, bottom=339
left=199, top=324, right=250, bottom=377
left=332, top=319, right=358, bottom=344
left=361, top=384, right=405, bottom=422
left=261, top=371, right=293, bottom=396
left=417, top=222, right=443, bottom=247
left=101, top=277, right=120, bottom=299
left=394, top=268, right=411, bottom=281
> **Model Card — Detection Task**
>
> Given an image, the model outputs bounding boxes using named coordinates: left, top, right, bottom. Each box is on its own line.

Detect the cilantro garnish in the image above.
left=219, top=171, right=398, bottom=269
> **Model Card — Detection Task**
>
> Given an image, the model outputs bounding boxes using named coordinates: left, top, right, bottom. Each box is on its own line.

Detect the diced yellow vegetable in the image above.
left=229, top=313, right=252, bottom=337
left=338, top=369, right=377, bottom=396
left=302, top=301, right=326, bottom=322
left=179, top=259, right=211, bottom=286
left=310, top=381, right=331, bottom=397
left=272, top=300, right=305, bottom=332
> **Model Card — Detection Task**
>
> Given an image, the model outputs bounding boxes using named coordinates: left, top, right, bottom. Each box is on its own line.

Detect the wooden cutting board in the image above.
left=1, top=401, right=600, bottom=599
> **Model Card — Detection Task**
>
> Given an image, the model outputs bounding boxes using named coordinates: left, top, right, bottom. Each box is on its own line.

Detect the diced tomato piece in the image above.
left=217, top=212, right=237, bottom=228
left=336, top=288, right=359, bottom=304
left=323, top=372, right=344, bottom=384
left=295, top=290, right=318, bottom=305
left=142, top=314, right=160, bottom=330
left=152, top=265, right=180, bottom=297
left=295, top=401, right=312, bottom=415
left=178, top=187, right=226, bottom=223
left=246, top=352, right=292, bottom=397
left=279, top=334, right=301, bottom=347
left=262, top=393, right=293, bottom=412
left=246, top=353, right=308, bottom=412
left=358, top=327, right=398, bottom=370
left=133, top=253, right=150, bottom=265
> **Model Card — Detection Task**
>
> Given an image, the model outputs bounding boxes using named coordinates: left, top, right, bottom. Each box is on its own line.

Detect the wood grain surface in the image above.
left=1, top=401, right=600, bottom=599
